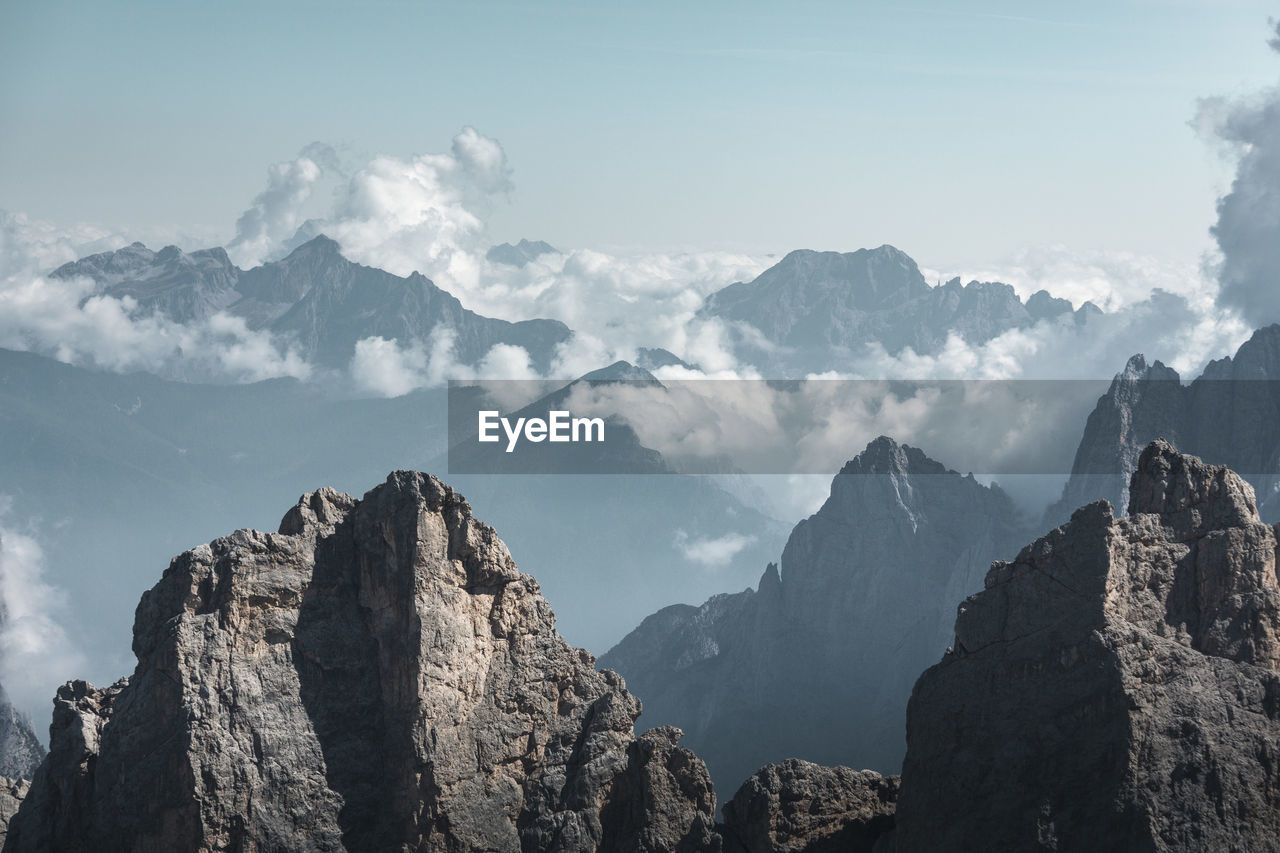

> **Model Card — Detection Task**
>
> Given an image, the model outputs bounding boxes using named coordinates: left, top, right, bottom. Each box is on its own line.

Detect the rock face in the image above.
left=720, top=761, right=898, bottom=853
left=0, top=683, right=43, bottom=781
left=53, top=235, right=572, bottom=371
left=896, top=441, right=1280, bottom=852
left=699, top=246, right=1096, bottom=374
left=0, top=779, right=29, bottom=847
left=4, top=473, right=719, bottom=852
left=1049, top=324, right=1280, bottom=525
left=600, top=437, right=1029, bottom=797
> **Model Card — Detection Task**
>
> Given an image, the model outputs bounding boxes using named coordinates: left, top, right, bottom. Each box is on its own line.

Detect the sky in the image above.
left=3, top=0, right=1280, bottom=268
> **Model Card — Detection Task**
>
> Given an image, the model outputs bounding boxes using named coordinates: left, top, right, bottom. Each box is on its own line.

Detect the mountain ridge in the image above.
left=700, top=245, right=1098, bottom=373
left=53, top=235, right=572, bottom=371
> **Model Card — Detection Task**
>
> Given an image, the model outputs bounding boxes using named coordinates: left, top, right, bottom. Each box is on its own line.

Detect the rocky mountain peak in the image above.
left=838, top=436, right=950, bottom=478
left=899, top=442, right=1280, bottom=850
left=699, top=244, right=1087, bottom=374
left=5, top=472, right=720, bottom=851
left=1117, top=352, right=1180, bottom=383
left=1218, top=321, right=1280, bottom=378
left=1127, top=437, right=1258, bottom=526
left=603, top=436, right=1029, bottom=797
left=577, top=360, right=658, bottom=383
left=1026, top=288, right=1074, bottom=319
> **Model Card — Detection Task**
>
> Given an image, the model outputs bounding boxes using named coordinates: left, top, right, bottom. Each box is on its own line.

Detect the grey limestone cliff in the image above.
left=896, top=441, right=1280, bottom=851
left=4, top=473, right=718, bottom=852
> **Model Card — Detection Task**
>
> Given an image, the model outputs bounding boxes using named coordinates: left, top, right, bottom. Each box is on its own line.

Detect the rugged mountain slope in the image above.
left=53, top=235, right=572, bottom=370
left=1049, top=323, right=1280, bottom=525
left=600, top=437, right=1029, bottom=796
left=895, top=441, right=1280, bottom=852
left=0, top=685, right=42, bottom=781
left=699, top=246, right=1097, bottom=373
left=4, top=473, right=720, bottom=852
left=52, top=242, right=241, bottom=323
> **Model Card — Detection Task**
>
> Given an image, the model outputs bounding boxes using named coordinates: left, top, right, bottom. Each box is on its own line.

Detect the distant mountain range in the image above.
left=50, top=238, right=1096, bottom=380
left=53, top=235, right=571, bottom=370
left=485, top=238, right=558, bottom=267
left=700, top=245, right=1100, bottom=373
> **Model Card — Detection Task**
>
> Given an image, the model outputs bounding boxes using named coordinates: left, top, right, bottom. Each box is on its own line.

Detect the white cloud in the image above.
left=227, top=146, right=331, bottom=267
left=349, top=332, right=547, bottom=398
left=903, top=248, right=1251, bottom=381
left=1196, top=21, right=1280, bottom=327
left=0, top=500, right=86, bottom=725
left=478, top=343, right=538, bottom=381
left=349, top=335, right=431, bottom=396
left=674, top=529, right=757, bottom=568
left=227, top=127, right=516, bottom=285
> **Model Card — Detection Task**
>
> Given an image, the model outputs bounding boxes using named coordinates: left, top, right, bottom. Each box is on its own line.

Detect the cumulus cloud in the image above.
left=349, top=329, right=480, bottom=396
left=674, top=529, right=757, bottom=568
left=228, top=127, right=516, bottom=285
left=227, top=144, right=335, bottom=267
left=0, top=500, right=86, bottom=724
left=462, top=247, right=770, bottom=380
left=216, top=129, right=775, bottom=386
left=1198, top=20, right=1280, bottom=327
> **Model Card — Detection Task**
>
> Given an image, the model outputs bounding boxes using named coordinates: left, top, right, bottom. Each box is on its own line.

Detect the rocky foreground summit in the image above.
left=3, top=473, right=720, bottom=852
left=894, top=440, right=1280, bottom=851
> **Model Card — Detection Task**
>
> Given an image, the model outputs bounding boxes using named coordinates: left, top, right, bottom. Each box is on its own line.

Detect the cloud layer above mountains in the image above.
left=1, top=89, right=1275, bottom=392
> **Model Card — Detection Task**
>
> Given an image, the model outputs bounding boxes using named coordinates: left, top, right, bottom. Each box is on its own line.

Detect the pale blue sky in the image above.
left=2, top=0, right=1279, bottom=266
